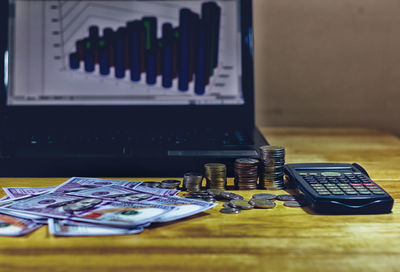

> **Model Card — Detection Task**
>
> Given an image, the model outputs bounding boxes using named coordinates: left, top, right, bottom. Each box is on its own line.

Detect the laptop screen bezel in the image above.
left=0, top=0, right=255, bottom=129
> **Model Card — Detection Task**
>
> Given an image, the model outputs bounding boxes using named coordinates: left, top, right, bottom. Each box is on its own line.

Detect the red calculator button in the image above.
left=363, top=183, right=376, bottom=187
left=350, top=183, right=362, bottom=186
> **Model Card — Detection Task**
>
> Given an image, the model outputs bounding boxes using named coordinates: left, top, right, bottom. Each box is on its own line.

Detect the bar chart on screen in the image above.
left=10, top=0, right=242, bottom=105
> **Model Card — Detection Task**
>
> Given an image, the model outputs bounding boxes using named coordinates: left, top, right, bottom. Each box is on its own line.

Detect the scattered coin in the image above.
left=220, top=191, right=244, bottom=201
left=220, top=207, right=241, bottom=214
left=276, top=195, right=296, bottom=201
left=188, top=191, right=210, bottom=197
left=249, top=199, right=276, bottom=209
left=186, top=196, right=216, bottom=203
left=284, top=200, right=303, bottom=207
left=207, top=189, right=224, bottom=199
left=229, top=200, right=254, bottom=210
left=251, top=193, right=276, bottom=201
left=160, top=180, right=181, bottom=189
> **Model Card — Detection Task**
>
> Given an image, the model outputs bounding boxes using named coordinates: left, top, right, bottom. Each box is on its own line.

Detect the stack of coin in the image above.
left=160, top=180, right=181, bottom=190
left=183, top=172, right=203, bottom=192
left=234, top=158, right=259, bottom=190
left=204, top=163, right=227, bottom=190
left=258, top=146, right=286, bottom=190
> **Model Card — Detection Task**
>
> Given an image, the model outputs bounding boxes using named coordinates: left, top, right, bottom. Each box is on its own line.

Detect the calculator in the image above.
left=284, top=163, right=394, bottom=214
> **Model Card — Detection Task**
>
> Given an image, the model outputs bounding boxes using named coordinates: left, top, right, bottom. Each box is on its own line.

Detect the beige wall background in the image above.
left=253, top=0, right=400, bottom=135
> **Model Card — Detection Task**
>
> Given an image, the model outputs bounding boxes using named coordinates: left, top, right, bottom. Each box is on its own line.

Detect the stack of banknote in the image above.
left=0, top=177, right=216, bottom=236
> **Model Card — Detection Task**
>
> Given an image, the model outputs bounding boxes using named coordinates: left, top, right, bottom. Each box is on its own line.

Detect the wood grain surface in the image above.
left=0, top=128, right=399, bottom=272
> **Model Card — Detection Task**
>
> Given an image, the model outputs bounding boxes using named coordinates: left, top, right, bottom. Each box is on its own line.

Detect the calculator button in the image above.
left=343, top=190, right=358, bottom=195
left=358, top=191, right=372, bottom=195
left=321, top=172, right=341, bottom=177
left=318, top=192, right=330, bottom=195
left=331, top=191, right=345, bottom=195
left=350, top=183, right=362, bottom=187
left=371, top=191, right=385, bottom=195
left=299, top=173, right=308, bottom=176
left=363, top=183, right=376, bottom=187
left=325, top=185, right=338, bottom=189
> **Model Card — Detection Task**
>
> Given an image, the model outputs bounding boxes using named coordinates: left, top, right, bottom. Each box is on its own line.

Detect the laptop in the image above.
left=0, top=0, right=268, bottom=177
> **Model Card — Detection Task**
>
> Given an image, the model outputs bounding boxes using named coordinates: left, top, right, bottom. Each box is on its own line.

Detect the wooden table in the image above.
left=0, top=127, right=399, bottom=272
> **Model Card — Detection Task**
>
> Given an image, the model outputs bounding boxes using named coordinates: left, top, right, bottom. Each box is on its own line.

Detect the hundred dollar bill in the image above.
left=2, top=192, right=175, bottom=228
left=48, top=218, right=144, bottom=236
left=69, top=185, right=216, bottom=222
left=133, top=185, right=179, bottom=197
left=0, top=214, right=42, bottom=236
left=51, top=177, right=142, bottom=194
left=0, top=196, right=9, bottom=201
left=3, top=186, right=56, bottom=199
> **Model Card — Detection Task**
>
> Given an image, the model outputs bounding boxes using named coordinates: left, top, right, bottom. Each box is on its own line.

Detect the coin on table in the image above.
left=276, top=195, right=296, bottom=201
left=160, top=179, right=181, bottom=189
left=284, top=200, right=303, bottom=207
left=220, top=191, right=244, bottom=201
left=207, top=189, right=224, bottom=198
left=220, top=207, right=241, bottom=214
left=201, top=196, right=217, bottom=203
left=251, top=193, right=277, bottom=201
left=229, top=200, right=254, bottom=210
left=189, top=191, right=210, bottom=197
left=249, top=199, right=276, bottom=209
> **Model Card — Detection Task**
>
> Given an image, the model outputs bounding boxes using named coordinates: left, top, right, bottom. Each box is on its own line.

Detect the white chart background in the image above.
left=9, top=0, right=243, bottom=105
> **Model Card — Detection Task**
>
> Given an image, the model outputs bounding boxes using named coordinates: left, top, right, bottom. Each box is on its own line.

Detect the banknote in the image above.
left=133, top=185, right=179, bottom=197
left=68, top=185, right=216, bottom=222
left=135, top=196, right=217, bottom=222
left=51, top=177, right=142, bottom=194
left=0, top=196, right=9, bottom=201
left=3, top=186, right=56, bottom=199
left=2, top=192, right=175, bottom=227
left=67, top=185, right=138, bottom=199
left=0, top=214, right=42, bottom=236
left=48, top=218, right=144, bottom=236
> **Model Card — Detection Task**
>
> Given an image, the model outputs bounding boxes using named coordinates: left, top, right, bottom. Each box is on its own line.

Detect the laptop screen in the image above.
left=6, top=0, right=244, bottom=106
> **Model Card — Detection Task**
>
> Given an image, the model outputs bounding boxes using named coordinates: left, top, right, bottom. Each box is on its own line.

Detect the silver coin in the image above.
left=249, top=199, right=276, bottom=209
left=252, top=193, right=276, bottom=200
left=189, top=192, right=211, bottom=197
left=220, top=207, right=241, bottom=214
left=207, top=189, right=224, bottom=197
left=276, top=195, right=296, bottom=201
left=229, top=200, right=254, bottom=210
left=284, top=200, right=303, bottom=207
left=235, top=158, right=259, bottom=164
left=220, top=191, right=244, bottom=200
left=161, top=179, right=181, bottom=185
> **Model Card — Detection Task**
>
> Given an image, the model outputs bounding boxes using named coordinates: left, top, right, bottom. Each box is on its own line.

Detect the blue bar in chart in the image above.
left=68, top=1, right=221, bottom=95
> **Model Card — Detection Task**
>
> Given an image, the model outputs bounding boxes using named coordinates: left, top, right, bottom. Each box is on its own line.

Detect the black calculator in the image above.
left=284, top=163, right=394, bottom=214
